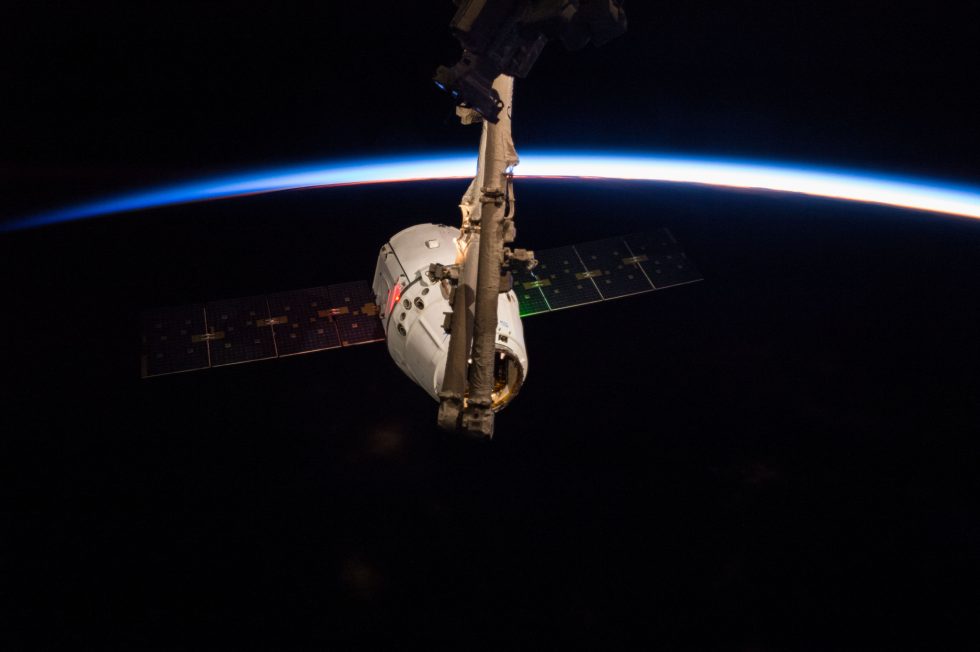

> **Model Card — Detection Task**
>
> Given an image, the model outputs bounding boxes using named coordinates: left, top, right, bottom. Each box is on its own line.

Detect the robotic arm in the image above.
left=434, top=0, right=627, bottom=122
left=434, top=1, right=626, bottom=438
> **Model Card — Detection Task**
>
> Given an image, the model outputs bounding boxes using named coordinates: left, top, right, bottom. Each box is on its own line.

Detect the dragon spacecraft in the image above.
left=140, top=1, right=702, bottom=438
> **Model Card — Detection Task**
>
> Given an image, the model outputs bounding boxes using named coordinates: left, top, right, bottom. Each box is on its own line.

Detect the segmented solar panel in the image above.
left=267, top=287, right=341, bottom=357
left=515, top=229, right=702, bottom=317
left=141, top=280, right=383, bottom=378
left=206, top=295, right=277, bottom=367
left=510, top=268, right=551, bottom=317
left=531, top=245, right=603, bottom=310
left=140, top=304, right=210, bottom=378
left=327, top=281, right=385, bottom=346
left=141, top=237, right=698, bottom=377
left=574, top=237, right=655, bottom=299
left=624, top=229, right=702, bottom=289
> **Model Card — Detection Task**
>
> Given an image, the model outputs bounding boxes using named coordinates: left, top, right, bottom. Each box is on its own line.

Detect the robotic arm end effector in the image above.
left=435, top=0, right=627, bottom=122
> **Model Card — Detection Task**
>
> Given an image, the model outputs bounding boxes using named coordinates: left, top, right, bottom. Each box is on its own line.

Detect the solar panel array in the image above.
left=512, top=229, right=702, bottom=317
left=141, top=231, right=701, bottom=377
left=141, top=280, right=384, bottom=378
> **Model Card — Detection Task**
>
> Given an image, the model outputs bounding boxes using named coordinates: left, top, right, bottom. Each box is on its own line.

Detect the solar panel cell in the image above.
left=140, top=305, right=210, bottom=377
left=624, top=230, right=703, bottom=289
left=327, top=281, right=385, bottom=346
left=574, top=237, right=655, bottom=299
left=266, top=287, right=342, bottom=356
left=532, top=245, right=603, bottom=310
left=511, top=267, right=551, bottom=316
left=206, top=295, right=277, bottom=367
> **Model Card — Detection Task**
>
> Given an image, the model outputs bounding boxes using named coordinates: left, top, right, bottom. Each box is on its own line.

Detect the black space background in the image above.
left=2, top=2, right=980, bottom=649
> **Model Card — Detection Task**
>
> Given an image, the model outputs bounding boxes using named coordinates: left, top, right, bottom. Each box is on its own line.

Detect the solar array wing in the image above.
left=510, top=266, right=551, bottom=317
left=140, top=304, right=210, bottom=377
left=574, top=237, right=655, bottom=299
left=328, top=281, right=386, bottom=346
left=528, top=245, right=604, bottom=311
left=515, top=229, right=702, bottom=317
left=141, top=234, right=698, bottom=375
left=141, top=280, right=383, bottom=378
left=266, top=287, right=342, bottom=357
left=206, top=295, right=277, bottom=367
left=624, top=230, right=703, bottom=289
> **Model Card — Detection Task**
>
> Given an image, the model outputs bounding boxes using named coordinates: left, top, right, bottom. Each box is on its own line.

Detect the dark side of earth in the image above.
left=3, top=180, right=979, bottom=649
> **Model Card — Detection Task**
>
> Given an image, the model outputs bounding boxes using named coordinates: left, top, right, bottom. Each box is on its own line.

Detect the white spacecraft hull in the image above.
left=372, top=223, right=528, bottom=409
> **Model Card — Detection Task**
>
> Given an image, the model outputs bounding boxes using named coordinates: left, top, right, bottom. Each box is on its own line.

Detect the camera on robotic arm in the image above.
left=434, top=0, right=627, bottom=122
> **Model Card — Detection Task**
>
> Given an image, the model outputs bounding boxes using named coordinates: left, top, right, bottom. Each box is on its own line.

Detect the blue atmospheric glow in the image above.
left=4, top=152, right=980, bottom=232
